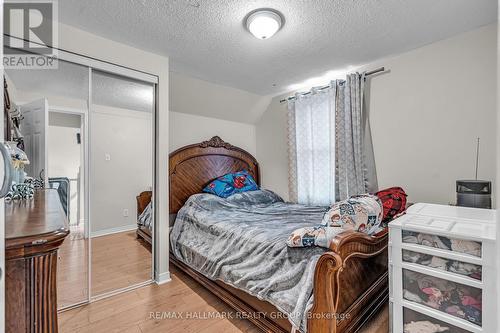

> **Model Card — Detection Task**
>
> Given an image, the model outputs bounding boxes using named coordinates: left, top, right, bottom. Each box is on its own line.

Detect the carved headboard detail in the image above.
left=169, top=136, right=260, bottom=214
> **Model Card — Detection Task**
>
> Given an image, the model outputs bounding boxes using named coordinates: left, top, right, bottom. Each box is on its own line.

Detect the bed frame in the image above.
left=137, top=136, right=389, bottom=333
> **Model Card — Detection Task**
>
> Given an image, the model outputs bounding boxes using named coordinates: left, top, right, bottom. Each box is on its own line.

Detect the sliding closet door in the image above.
left=5, top=56, right=90, bottom=309
left=90, top=70, right=154, bottom=296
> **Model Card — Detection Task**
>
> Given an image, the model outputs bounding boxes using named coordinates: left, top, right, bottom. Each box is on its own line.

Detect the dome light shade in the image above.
left=246, top=10, right=282, bottom=40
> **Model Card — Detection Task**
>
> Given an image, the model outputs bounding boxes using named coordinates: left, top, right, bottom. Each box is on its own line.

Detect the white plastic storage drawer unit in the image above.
left=389, top=203, right=496, bottom=333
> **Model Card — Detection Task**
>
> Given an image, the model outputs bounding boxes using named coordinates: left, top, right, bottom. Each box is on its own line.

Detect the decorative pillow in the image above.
left=202, top=170, right=259, bottom=198
left=375, top=187, right=407, bottom=221
left=321, top=194, right=384, bottom=234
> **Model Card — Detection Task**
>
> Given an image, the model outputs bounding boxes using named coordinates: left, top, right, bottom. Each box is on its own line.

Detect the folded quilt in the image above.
left=287, top=194, right=384, bottom=249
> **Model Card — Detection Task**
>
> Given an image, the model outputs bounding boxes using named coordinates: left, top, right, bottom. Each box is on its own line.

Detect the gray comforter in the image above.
left=170, top=190, right=329, bottom=331
left=138, top=202, right=153, bottom=231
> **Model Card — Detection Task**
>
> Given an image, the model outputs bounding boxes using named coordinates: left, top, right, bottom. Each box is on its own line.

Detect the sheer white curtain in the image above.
left=287, top=73, right=377, bottom=205
left=287, top=88, right=336, bottom=205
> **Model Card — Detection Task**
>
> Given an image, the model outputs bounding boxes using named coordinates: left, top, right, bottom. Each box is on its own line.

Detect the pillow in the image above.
left=287, top=194, right=383, bottom=249
left=225, top=189, right=283, bottom=206
left=321, top=194, right=384, bottom=234
left=375, top=187, right=407, bottom=221
left=202, top=170, right=259, bottom=198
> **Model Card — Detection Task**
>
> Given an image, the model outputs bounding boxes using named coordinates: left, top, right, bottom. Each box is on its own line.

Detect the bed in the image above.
left=136, top=136, right=389, bottom=333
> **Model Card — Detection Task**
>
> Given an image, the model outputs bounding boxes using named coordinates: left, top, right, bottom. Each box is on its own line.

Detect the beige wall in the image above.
left=90, top=106, right=152, bottom=235
left=255, top=97, right=290, bottom=200
left=257, top=24, right=497, bottom=205
left=169, top=111, right=256, bottom=156
left=170, top=72, right=271, bottom=124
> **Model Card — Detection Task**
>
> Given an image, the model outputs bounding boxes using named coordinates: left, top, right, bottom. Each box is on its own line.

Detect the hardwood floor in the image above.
left=59, top=265, right=389, bottom=333
left=58, top=225, right=88, bottom=308
left=91, top=230, right=152, bottom=295
left=58, top=229, right=152, bottom=308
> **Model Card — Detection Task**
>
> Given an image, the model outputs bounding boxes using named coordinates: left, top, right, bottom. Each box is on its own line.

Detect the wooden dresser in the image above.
left=5, top=189, right=69, bottom=333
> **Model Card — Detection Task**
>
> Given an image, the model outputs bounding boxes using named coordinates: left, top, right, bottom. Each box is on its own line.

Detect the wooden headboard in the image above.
left=169, top=136, right=259, bottom=214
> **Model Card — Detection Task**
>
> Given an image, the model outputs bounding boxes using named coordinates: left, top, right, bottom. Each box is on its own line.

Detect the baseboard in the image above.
left=91, top=224, right=137, bottom=238
left=156, top=271, right=171, bottom=285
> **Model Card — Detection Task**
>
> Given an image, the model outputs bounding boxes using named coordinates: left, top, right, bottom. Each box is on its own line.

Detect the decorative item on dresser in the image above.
left=137, top=136, right=390, bottom=333
left=389, top=203, right=496, bottom=333
left=5, top=189, right=69, bottom=333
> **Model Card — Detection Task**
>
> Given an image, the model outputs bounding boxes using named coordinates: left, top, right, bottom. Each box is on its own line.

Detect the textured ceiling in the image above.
left=58, top=0, right=497, bottom=95
left=6, top=59, right=154, bottom=113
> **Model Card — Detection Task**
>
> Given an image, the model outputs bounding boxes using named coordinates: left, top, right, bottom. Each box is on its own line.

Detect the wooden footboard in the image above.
left=308, top=230, right=389, bottom=333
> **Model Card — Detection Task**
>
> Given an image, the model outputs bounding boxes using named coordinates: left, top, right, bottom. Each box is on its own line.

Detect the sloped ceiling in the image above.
left=169, top=72, right=271, bottom=123
left=58, top=0, right=497, bottom=96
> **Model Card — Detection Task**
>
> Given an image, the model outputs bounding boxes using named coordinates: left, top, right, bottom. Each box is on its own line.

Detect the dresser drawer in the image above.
left=403, top=307, right=473, bottom=333
left=402, top=249, right=482, bottom=281
left=402, top=230, right=482, bottom=257
left=402, top=269, right=482, bottom=327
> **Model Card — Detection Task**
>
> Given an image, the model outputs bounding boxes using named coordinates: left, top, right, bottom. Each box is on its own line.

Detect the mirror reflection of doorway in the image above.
left=48, top=111, right=87, bottom=307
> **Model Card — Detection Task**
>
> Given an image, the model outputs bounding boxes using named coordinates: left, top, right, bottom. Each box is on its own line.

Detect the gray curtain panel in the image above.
left=336, top=73, right=378, bottom=199
left=287, top=100, right=299, bottom=203
left=287, top=72, right=378, bottom=204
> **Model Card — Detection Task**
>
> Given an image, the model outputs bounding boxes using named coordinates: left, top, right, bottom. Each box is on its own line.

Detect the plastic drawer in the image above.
left=402, top=230, right=481, bottom=257
left=402, top=269, right=482, bottom=326
left=403, top=307, right=472, bottom=333
left=402, top=249, right=482, bottom=280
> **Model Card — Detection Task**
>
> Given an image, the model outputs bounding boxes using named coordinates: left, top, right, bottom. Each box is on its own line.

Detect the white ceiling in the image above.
left=58, top=0, right=497, bottom=96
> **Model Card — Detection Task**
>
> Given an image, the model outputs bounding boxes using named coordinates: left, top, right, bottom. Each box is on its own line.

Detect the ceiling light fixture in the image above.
left=246, top=9, right=283, bottom=40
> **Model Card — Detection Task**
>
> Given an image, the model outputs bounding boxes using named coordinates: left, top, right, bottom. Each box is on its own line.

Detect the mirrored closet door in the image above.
left=90, top=70, right=154, bottom=297
left=5, top=43, right=156, bottom=307
left=5, top=56, right=90, bottom=309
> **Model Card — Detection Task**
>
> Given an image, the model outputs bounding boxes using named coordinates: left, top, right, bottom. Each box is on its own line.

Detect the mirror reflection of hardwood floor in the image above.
left=58, top=225, right=88, bottom=308
left=91, top=230, right=152, bottom=296
left=58, top=229, right=152, bottom=308
left=59, top=264, right=388, bottom=333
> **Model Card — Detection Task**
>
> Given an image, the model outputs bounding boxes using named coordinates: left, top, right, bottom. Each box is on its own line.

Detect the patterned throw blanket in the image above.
left=170, top=190, right=329, bottom=331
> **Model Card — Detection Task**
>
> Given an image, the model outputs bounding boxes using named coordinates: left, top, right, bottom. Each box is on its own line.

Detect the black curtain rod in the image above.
left=279, top=67, right=385, bottom=103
